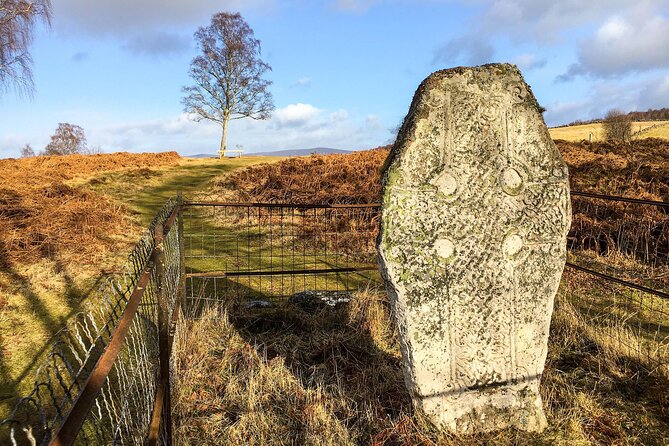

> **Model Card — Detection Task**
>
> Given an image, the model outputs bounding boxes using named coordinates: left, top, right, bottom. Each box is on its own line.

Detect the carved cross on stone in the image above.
left=377, top=64, right=571, bottom=433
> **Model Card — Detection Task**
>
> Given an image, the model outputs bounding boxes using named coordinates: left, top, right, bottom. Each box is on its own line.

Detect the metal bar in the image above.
left=571, top=190, right=669, bottom=207
left=147, top=382, right=165, bottom=446
left=187, top=192, right=669, bottom=209
left=168, top=291, right=182, bottom=352
left=185, top=201, right=382, bottom=209
left=565, top=262, right=669, bottom=300
left=153, top=225, right=173, bottom=446
left=48, top=255, right=155, bottom=446
left=48, top=204, right=180, bottom=446
left=186, top=266, right=379, bottom=278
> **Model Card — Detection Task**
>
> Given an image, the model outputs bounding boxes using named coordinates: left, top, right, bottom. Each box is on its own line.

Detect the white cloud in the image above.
left=544, top=74, right=669, bottom=126
left=273, top=103, right=321, bottom=128
left=0, top=103, right=390, bottom=157
left=329, top=109, right=349, bottom=123
left=365, top=114, right=382, bottom=129
left=434, top=36, right=495, bottom=66
left=477, top=0, right=635, bottom=42
left=638, top=75, right=669, bottom=110
left=433, top=0, right=669, bottom=80
left=560, top=12, right=669, bottom=79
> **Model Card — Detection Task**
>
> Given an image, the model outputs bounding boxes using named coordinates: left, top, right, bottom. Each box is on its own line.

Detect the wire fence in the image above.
left=182, top=200, right=381, bottom=314
left=563, top=191, right=669, bottom=374
left=1, top=187, right=668, bottom=445
left=0, top=198, right=183, bottom=446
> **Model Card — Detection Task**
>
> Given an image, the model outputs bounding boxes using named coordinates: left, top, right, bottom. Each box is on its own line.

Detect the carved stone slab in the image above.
left=377, top=64, right=571, bottom=433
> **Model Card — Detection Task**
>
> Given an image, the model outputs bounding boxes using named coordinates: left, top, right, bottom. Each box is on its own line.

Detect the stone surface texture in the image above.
left=377, top=64, right=571, bottom=434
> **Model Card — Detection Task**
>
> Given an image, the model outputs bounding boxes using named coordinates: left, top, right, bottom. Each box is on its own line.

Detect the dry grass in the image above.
left=191, top=141, right=669, bottom=444
left=216, top=147, right=389, bottom=205
left=0, top=151, right=181, bottom=266
left=217, top=140, right=669, bottom=271
left=173, top=290, right=669, bottom=445
left=219, top=140, right=669, bottom=204
left=549, top=122, right=669, bottom=142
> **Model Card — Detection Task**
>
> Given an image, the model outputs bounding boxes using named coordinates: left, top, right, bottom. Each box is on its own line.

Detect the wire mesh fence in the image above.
left=563, top=191, right=669, bottom=374
left=182, top=200, right=382, bottom=315
left=0, top=198, right=181, bottom=446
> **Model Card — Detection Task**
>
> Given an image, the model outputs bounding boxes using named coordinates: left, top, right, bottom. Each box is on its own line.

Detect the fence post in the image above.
left=178, top=191, right=187, bottom=314
left=148, top=224, right=173, bottom=445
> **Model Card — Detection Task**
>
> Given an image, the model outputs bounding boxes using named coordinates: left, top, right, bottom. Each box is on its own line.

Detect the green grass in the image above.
left=0, top=155, right=279, bottom=420
left=79, top=156, right=282, bottom=225
left=182, top=205, right=380, bottom=314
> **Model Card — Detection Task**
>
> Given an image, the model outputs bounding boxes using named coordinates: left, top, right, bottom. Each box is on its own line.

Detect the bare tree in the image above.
left=43, top=123, right=87, bottom=156
left=83, top=145, right=104, bottom=155
left=603, top=109, right=632, bottom=142
left=182, top=12, right=274, bottom=155
left=0, top=0, right=52, bottom=94
left=20, top=143, right=34, bottom=157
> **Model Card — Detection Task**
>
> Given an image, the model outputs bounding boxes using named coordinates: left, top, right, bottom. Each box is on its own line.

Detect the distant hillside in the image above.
left=562, top=107, right=669, bottom=127
left=247, top=148, right=352, bottom=157
left=184, top=148, right=352, bottom=158
left=186, top=153, right=217, bottom=159
left=549, top=121, right=669, bottom=142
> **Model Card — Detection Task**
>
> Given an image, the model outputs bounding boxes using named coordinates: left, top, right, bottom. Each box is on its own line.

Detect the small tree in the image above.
left=0, top=0, right=52, bottom=94
left=603, top=109, right=632, bottom=142
left=20, top=143, right=34, bottom=157
left=182, top=12, right=274, bottom=156
left=44, top=123, right=87, bottom=156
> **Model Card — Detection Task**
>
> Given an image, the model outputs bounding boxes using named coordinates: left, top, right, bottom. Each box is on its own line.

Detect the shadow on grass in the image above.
left=0, top=249, right=109, bottom=416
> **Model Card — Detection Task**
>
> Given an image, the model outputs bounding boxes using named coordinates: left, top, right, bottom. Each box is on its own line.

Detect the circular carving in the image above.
left=509, top=83, right=528, bottom=103
left=503, top=234, right=524, bottom=258
left=434, top=238, right=455, bottom=260
left=552, top=167, right=564, bottom=178
left=432, top=171, right=458, bottom=196
left=500, top=167, right=524, bottom=195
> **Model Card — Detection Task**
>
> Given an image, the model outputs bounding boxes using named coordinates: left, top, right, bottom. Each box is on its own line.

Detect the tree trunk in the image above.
left=219, top=118, right=229, bottom=159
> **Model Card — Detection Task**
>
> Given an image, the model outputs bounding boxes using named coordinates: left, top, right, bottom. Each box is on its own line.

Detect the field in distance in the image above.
left=549, top=120, right=669, bottom=141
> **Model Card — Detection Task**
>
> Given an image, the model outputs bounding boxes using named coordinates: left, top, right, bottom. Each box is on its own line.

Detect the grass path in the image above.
left=80, top=156, right=282, bottom=225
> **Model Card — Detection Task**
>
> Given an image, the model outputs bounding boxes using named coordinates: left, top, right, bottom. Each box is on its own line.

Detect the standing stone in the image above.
left=377, top=64, right=571, bottom=433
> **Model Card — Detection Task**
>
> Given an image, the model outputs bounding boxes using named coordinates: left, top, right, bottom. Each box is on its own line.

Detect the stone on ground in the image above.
left=377, top=64, right=571, bottom=434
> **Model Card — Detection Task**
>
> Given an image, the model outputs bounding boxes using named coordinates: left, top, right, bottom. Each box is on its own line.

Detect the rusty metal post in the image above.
left=177, top=192, right=187, bottom=314
left=148, top=224, right=173, bottom=446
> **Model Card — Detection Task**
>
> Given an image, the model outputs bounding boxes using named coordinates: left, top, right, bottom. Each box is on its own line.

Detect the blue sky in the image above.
left=1, top=0, right=668, bottom=157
